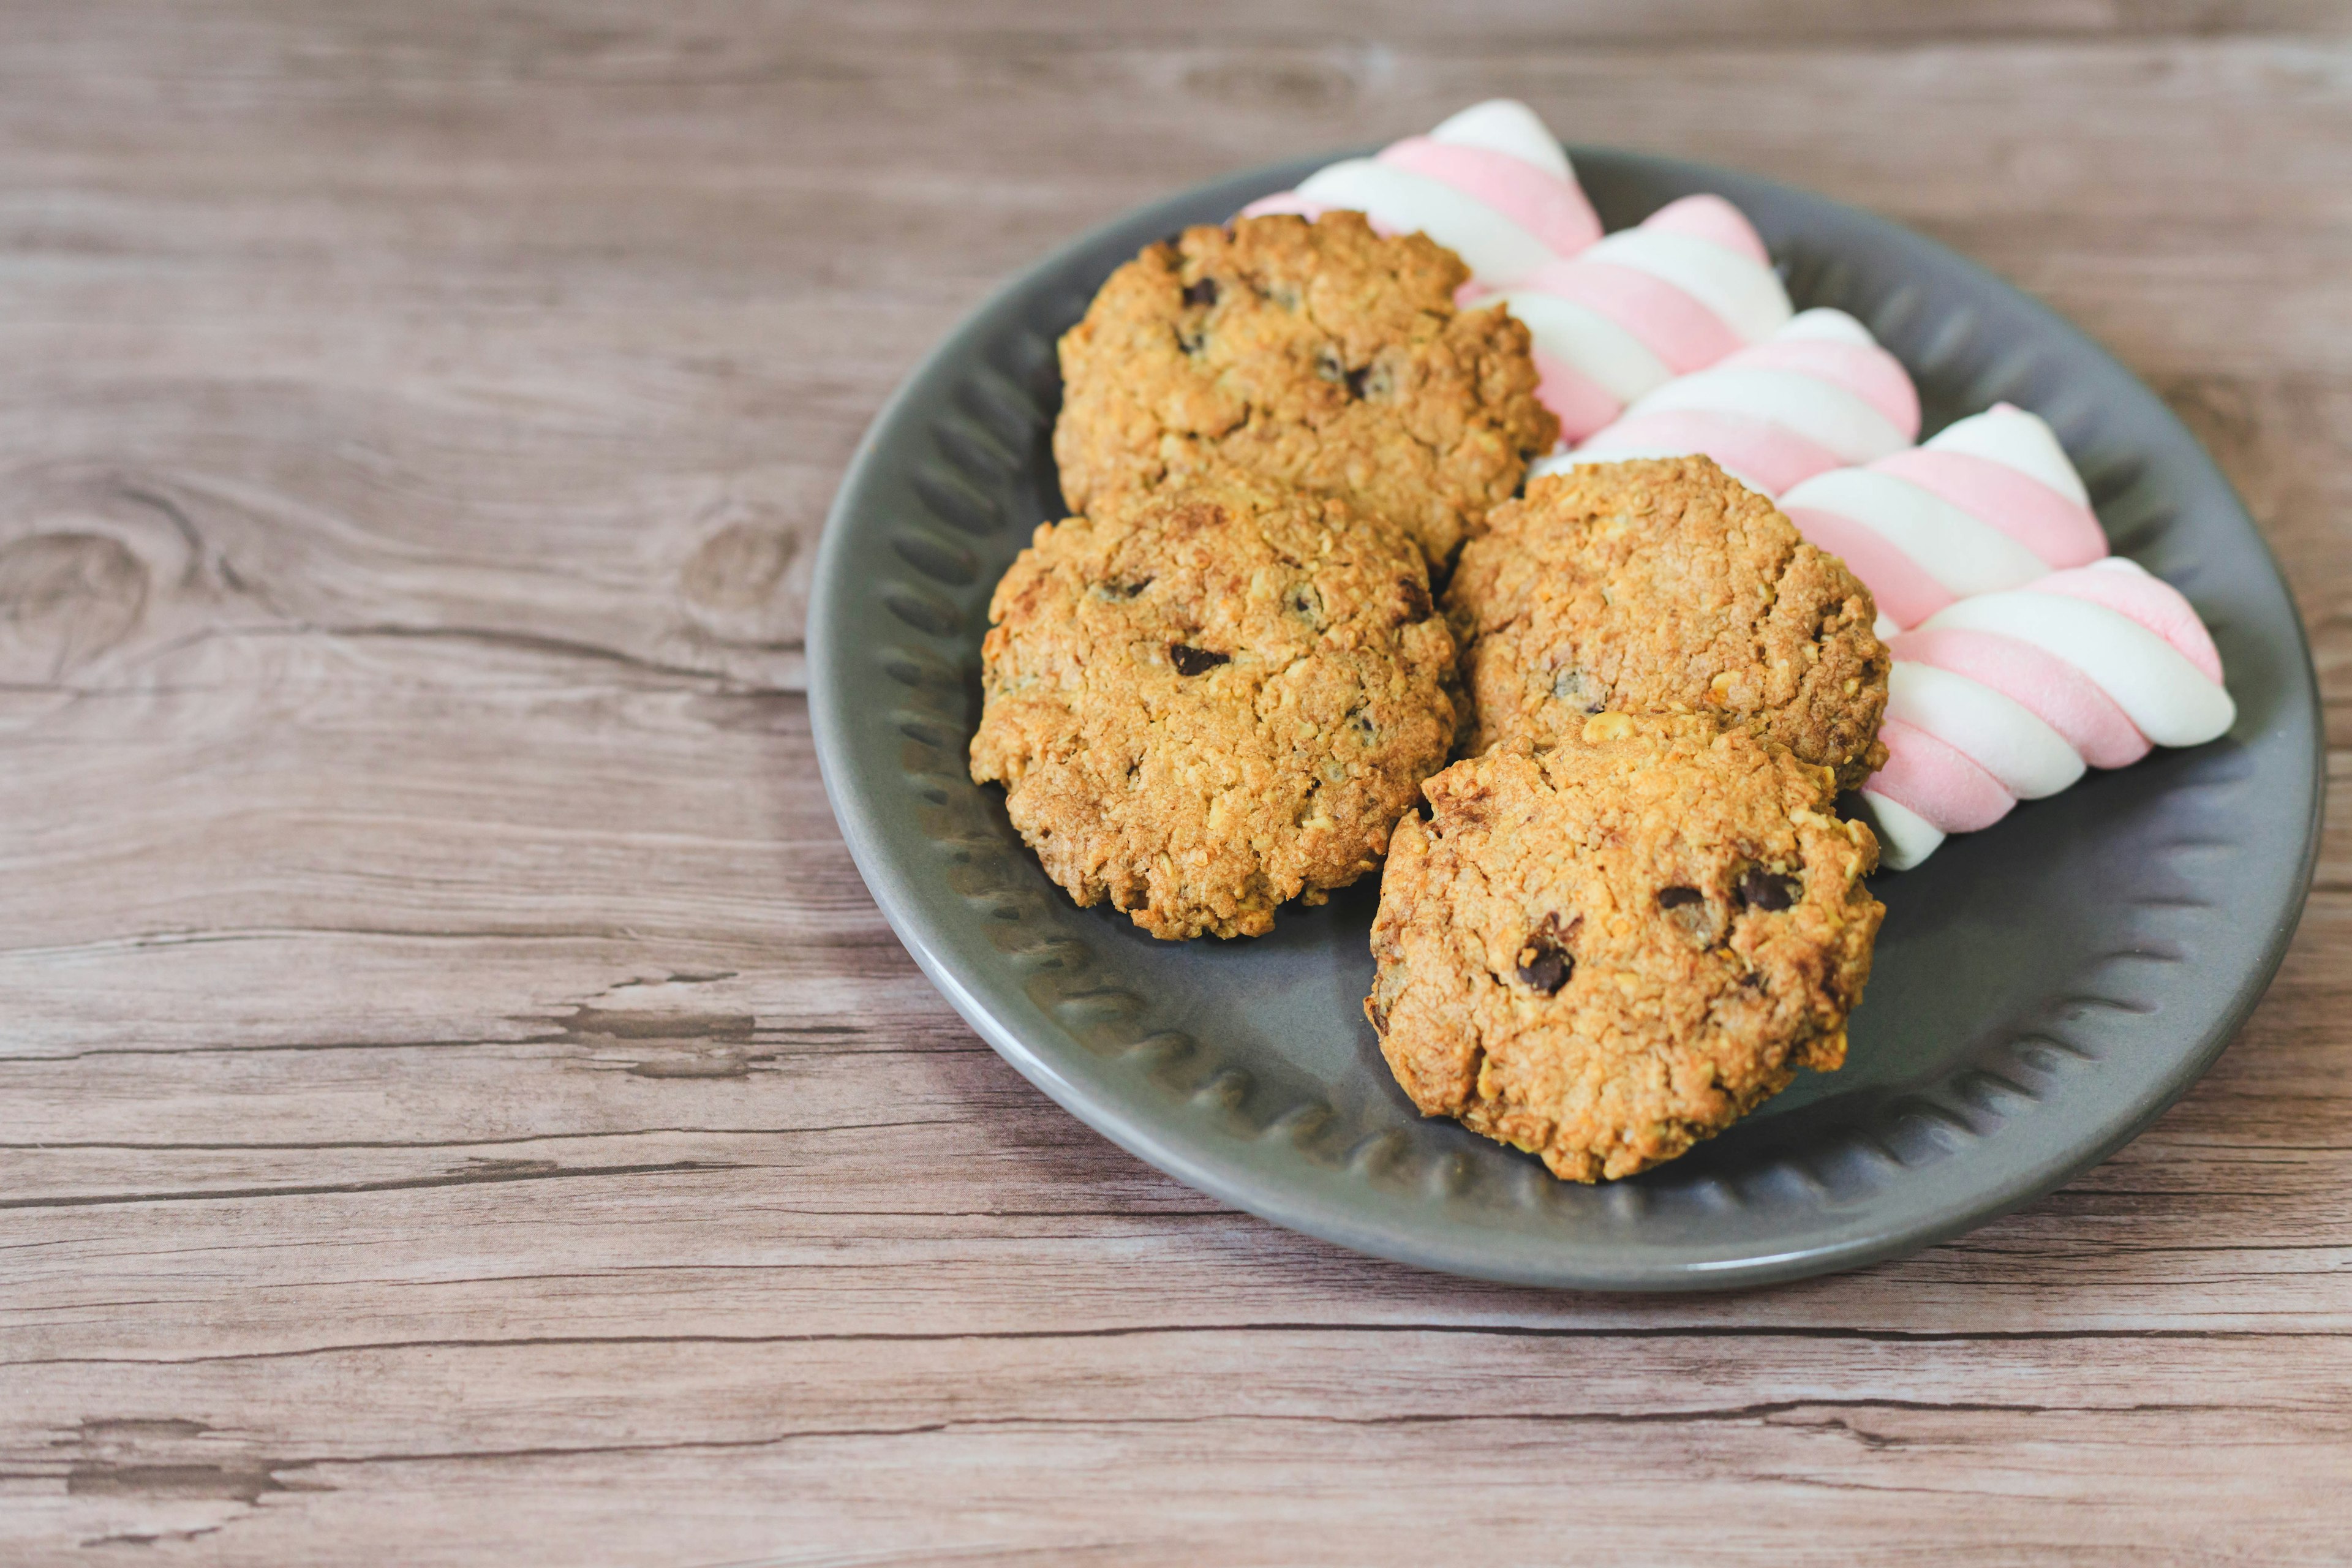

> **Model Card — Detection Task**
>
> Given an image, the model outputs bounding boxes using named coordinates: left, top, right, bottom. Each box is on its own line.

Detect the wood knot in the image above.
left=682, top=521, right=796, bottom=611
left=0, top=532, right=150, bottom=677
left=680, top=519, right=799, bottom=644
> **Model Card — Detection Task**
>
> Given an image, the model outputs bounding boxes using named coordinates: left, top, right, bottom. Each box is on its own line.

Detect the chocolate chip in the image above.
left=1182, top=277, right=1219, bottom=307
left=1343, top=365, right=1371, bottom=399
left=1515, top=915, right=1575, bottom=995
left=1169, top=643, right=1230, bottom=676
left=1657, top=884, right=1721, bottom=945
left=1517, top=946, right=1570, bottom=995
left=1738, top=867, right=1802, bottom=911
left=1175, top=326, right=1206, bottom=356
left=1397, top=577, right=1432, bottom=623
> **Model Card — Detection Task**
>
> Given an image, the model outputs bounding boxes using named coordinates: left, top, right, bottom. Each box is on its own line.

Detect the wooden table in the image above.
left=6, top=4, right=2348, bottom=1561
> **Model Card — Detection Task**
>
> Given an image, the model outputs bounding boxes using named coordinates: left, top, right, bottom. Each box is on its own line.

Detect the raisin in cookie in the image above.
left=1367, top=713, right=1883, bottom=1182
left=970, top=468, right=1456, bottom=940
left=1447, top=456, right=1890, bottom=788
left=1054, top=212, right=1558, bottom=570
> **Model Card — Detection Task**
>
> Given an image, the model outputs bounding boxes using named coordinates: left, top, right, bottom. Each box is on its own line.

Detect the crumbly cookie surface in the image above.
left=1446, top=456, right=1890, bottom=789
left=970, top=469, right=1457, bottom=940
left=1367, top=714, right=1883, bottom=1182
left=1053, top=212, right=1558, bottom=570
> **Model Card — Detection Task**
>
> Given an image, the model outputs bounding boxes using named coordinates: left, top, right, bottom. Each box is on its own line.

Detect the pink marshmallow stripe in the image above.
left=1640, top=194, right=1770, bottom=264
left=1721, top=338, right=1921, bottom=442
left=1237, top=192, right=1330, bottom=221
left=1378, top=137, right=1603, bottom=256
left=1510, top=257, right=1747, bottom=374
left=1869, top=717, right=2019, bottom=833
left=1890, top=625, right=2151, bottom=771
left=1874, top=448, right=2106, bottom=570
left=1578, top=411, right=1849, bottom=496
left=1531, top=350, right=1623, bottom=443
left=1784, top=504, right=1953, bottom=630
left=2022, top=565, right=2225, bottom=683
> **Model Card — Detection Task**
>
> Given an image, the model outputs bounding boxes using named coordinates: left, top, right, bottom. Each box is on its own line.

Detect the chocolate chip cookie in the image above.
left=1367, top=713, right=1883, bottom=1182
left=970, top=467, right=1457, bottom=940
left=1053, top=212, right=1559, bottom=571
left=1447, top=456, right=1890, bottom=789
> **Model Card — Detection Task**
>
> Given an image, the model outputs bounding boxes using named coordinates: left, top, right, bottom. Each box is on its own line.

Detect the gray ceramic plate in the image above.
left=809, top=147, right=2321, bottom=1290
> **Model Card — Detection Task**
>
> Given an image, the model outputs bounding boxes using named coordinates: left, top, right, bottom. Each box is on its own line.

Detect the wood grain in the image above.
left=2, top=3, right=2348, bottom=1562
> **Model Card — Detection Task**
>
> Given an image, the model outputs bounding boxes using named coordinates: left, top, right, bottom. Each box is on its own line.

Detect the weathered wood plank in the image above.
left=6, top=1332, right=2350, bottom=1564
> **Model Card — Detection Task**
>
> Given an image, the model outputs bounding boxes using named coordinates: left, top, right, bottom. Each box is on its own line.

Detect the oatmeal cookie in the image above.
left=970, top=468, right=1457, bottom=940
left=1367, top=713, right=1883, bottom=1182
left=1447, top=456, right=1890, bottom=788
left=1053, top=212, right=1558, bottom=570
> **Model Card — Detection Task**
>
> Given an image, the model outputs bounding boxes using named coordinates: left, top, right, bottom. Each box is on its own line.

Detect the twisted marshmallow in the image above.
left=1492, top=195, right=1793, bottom=442
left=1860, top=557, right=2236, bottom=870
left=1242, top=100, right=1797, bottom=444
left=1240, top=100, right=1602, bottom=288
left=1541, top=308, right=1921, bottom=496
left=1781, top=403, right=2109, bottom=635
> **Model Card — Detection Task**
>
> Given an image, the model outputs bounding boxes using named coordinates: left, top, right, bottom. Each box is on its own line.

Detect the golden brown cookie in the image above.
left=1367, top=714, right=1883, bottom=1182
left=1446, top=456, right=1890, bottom=790
left=970, top=467, right=1456, bottom=940
left=1053, top=212, right=1558, bottom=570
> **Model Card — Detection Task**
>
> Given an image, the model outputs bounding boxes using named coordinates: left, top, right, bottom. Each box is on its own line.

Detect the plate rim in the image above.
left=809, top=144, right=2324, bottom=1291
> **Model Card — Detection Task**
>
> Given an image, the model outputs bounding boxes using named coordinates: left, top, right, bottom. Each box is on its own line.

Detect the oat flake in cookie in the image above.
left=1447, top=455, right=1890, bottom=789
left=1053, top=212, right=1559, bottom=571
left=970, top=468, right=1457, bottom=940
left=1367, top=714, right=1883, bottom=1182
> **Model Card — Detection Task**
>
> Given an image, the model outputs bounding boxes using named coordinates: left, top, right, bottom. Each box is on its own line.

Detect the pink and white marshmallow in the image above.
left=1241, top=100, right=1798, bottom=443
left=1493, top=195, right=1793, bottom=443
left=1240, top=100, right=1602, bottom=289
left=1860, top=557, right=2236, bottom=870
left=1536, top=307, right=1921, bottom=497
left=1780, top=403, right=2109, bottom=636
